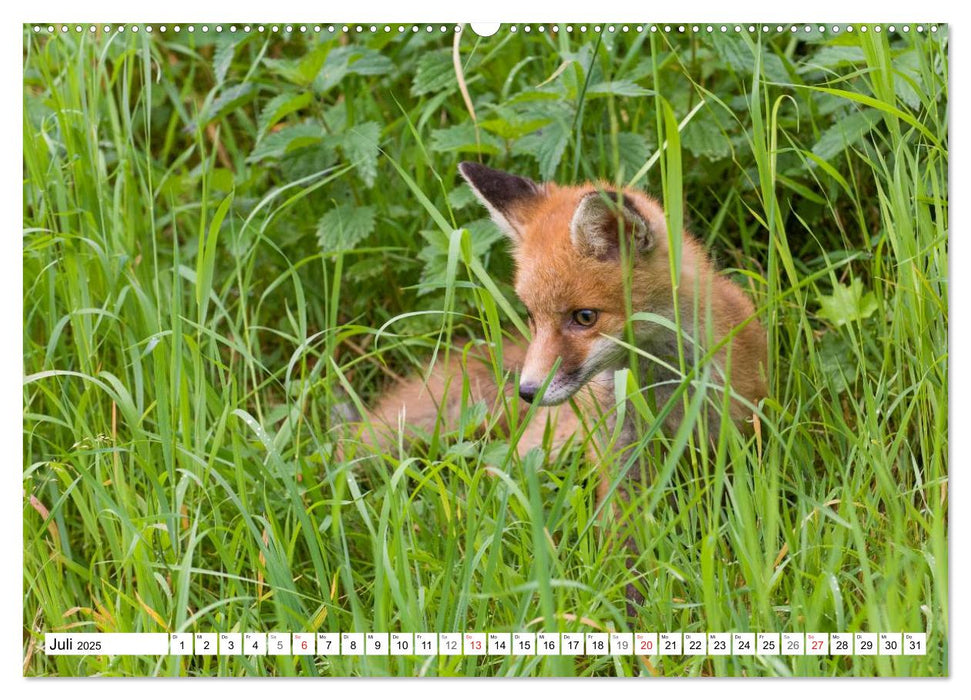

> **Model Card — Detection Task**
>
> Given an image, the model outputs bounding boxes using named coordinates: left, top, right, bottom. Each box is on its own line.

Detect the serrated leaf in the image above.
left=416, top=220, right=503, bottom=295
left=713, top=34, right=789, bottom=83
left=280, top=144, right=336, bottom=181
left=412, top=50, right=456, bottom=96
left=479, top=108, right=553, bottom=140
left=892, top=49, right=924, bottom=111
left=818, top=331, right=859, bottom=394
left=213, top=42, right=236, bottom=85
left=479, top=118, right=551, bottom=140
left=615, top=132, right=654, bottom=180
left=314, top=46, right=394, bottom=93
left=345, top=256, right=390, bottom=282
left=316, top=204, right=376, bottom=252
left=560, top=45, right=598, bottom=99
left=257, top=92, right=313, bottom=138
left=513, top=119, right=570, bottom=180
left=811, top=109, right=882, bottom=161
left=799, top=46, right=865, bottom=73
left=263, top=57, right=304, bottom=84
left=198, top=83, right=257, bottom=128
left=341, top=121, right=381, bottom=187
left=585, top=80, right=652, bottom=98
left=247, top=123, right=323, bottom=163
left=265, top=43, right=329, bottom=87
left=505, top=90, right=563, bottom=106
left=816, top=278, right=878, bottom=326
left=429, top=124, right=503, bottom=155
left=682, top=108, right=731, bottom=161
left=345, top=47, right=394, bottom=76
left=448, top=183, right=477, bottom=210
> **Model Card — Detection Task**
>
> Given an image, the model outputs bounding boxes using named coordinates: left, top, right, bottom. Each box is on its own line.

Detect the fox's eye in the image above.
left=572, top=309, right=599, bottom=327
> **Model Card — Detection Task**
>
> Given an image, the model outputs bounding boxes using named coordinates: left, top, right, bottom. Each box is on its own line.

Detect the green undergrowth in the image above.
left=23, top=23, right=947, bottom=676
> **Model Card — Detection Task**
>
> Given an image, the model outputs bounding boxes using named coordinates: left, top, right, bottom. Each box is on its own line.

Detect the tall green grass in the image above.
left=23, top=23, right=947, bottom=676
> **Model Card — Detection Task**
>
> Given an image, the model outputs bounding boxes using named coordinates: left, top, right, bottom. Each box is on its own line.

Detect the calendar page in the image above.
left=22, top=12, right=948, bottom=679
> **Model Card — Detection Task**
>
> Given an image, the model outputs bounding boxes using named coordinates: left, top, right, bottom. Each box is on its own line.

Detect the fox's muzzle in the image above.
left=518, top=382, right=539, bottom=403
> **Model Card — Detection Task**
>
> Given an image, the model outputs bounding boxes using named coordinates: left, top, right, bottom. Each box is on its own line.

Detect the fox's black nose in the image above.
left=518, top=383, right=538, bottom=404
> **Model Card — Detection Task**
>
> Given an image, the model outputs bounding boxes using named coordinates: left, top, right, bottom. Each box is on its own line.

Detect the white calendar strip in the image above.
left=44, top=632, right=927, bottom=657
left=45, top=633, right=169, bottom=656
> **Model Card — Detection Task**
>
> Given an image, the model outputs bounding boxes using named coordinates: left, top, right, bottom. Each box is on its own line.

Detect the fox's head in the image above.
left=459, top=162, right=675, bottom=406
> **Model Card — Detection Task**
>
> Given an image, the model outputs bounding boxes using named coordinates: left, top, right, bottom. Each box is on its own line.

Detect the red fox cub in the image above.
left=358, top=162, right=767, bottom=485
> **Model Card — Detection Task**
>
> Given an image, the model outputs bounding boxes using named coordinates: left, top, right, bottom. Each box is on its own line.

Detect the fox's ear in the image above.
left=570, top=190, right=655, bottom=260
left=458, top=162, right=542, bottom=241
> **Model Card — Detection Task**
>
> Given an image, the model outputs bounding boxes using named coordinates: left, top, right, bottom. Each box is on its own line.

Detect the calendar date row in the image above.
left=45, top=632, right=927, bottom=657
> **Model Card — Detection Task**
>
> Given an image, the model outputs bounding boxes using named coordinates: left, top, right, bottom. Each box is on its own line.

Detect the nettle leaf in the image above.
left=818, top=330, right=860, bottom=394
left=799, top=46, right=866, bottom=74
left=416, top=220, right=503, bottom=295
left=280, top=143, right=336, bottom=181
left=816, top=278, right=878, bottom=327
left=513, top=119, right=570, bottom=180
left=257, top=92, right=313, bottom=138
left=559, top=45, right=598, bottom=99
left=615, top=132, right=653, bottom=180
left=213, top=41, right=236, bottom=85
left=682, top=107, right=732, bottom=161
left=479, top=104, right=553, bottom=140
left=479, top=117, right=551, bottom=140
left=505, top=89, right=562, bottom=106
left=713, top=34, right=789, bottom=83
left=893, top=49, right=925, bottom=111
left=197, top=83, right=257, bottom=128
left=315, top=46, right=394, bottom=93
left=429, top=124, right=503, bottom=155
left=344, top=255, right=390, bottom=282
left=340, top=121, right=381, bottom=187
left=316, top=204, right=376, bottom=252
left=344, top=47, right=394, bottom=76
left=412, top=50, right=456, bottom=96
left=812, top=108, right=882, bottom=161
left=448, top=183, right=477, bottom=210
left=585, top=80, right=652, bottom=98
left=265, top=44, right=329, bottom=87
left=247, top=123, right=323, bottom=163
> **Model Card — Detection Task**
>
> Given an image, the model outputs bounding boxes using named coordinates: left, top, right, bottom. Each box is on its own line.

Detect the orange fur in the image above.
left=348, top=166, right=768, bottom=484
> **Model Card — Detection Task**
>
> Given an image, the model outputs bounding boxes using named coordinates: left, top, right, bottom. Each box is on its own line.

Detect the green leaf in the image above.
left=817, top=278, right=878, bottom=326
left=682, top=107, right=731, bottom=161
left=265, top=43, right=329, bottom=87
left=198, top=84, right=257, bottom=128
left=713, top=34, right=789, bottom=83
left=257, top=92, right=313, bottom=138
left=811, top=108, right=882, bottom=161
left=799, top=46, right=866, bottom=73
left=412, top=50, right=455, bottom=96
left=429, top=124, right=503, bottom=155
left=196, top=193, right=233, bottom=314
left=416, top=220, right=503, bottom=296
left=344, top=47, right=394, bottom=76
left=314, top=46, right=394, bottom=94
left=479, top=117, right=551, bottom=140
left=340, top=121, right=381, bottom=187
left=448, top=183, right=477, bottom=210
left=513, top=119, right=570, bottom=180
left=280, top=143, right=337, bottom=181
left=316, top=204, right=376, bottom=252
left=247, top=123, right=323, bottom=163
left=615, top=132, right=653, bottom=180
left=585, top=80, right=652, bottom=98
left=818, top=331, right=859, bottom=394
left=213, top=42, right=236, bottom=85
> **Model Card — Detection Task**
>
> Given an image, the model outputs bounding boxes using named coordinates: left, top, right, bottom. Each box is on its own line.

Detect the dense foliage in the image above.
left=24, top=24, right=947, bottom=676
